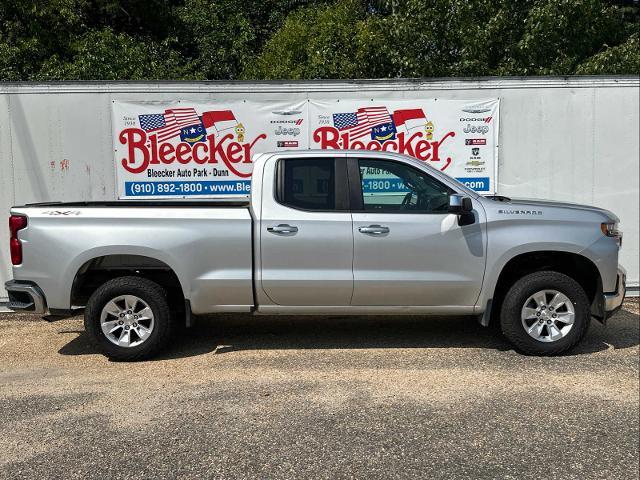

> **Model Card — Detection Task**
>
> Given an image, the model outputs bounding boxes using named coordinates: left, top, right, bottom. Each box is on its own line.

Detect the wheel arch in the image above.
left=69, top=253, right=187, bottom=313
left=482, top=250, right=604, bottom=326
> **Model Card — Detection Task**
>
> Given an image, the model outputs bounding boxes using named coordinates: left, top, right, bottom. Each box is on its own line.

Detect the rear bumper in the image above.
left=5, top=280, right=48, bottom=315
left=603, top=266, right=626, bottom=319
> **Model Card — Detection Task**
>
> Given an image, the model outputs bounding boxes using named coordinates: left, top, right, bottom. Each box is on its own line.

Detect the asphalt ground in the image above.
left=0, top=299, right=638, bottom=480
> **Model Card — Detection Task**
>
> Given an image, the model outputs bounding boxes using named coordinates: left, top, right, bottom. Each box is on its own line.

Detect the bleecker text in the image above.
left=119, top=128, right=267, bottom=177
left=313, top=127, right=455, bottom=170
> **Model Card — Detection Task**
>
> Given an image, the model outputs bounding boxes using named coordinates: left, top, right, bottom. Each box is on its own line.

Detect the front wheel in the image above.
left=84, top=276, right=173, bottom=361
left=500, top=271, right=591, bottom=355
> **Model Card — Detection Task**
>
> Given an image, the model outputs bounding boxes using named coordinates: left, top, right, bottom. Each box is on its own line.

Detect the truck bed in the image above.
left=21, top=200, right=250, bottom=208
left=10, top=203, right=254, bottom=314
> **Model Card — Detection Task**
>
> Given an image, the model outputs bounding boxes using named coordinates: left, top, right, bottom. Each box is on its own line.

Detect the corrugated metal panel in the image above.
left=0, top=96, right=16, bottom=300
left=0, top=76, right=638, bottom=303
left=0, top=76, right=637, bottom=94
left=9, top=93, right=115, bottom=206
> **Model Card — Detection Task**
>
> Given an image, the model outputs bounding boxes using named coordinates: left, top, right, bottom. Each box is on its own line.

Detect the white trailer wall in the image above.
left=1, top=77, right=638, bottom=302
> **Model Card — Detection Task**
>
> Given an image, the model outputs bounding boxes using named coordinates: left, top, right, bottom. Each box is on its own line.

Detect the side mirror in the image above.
left=448, top=194, right=473, bottom=214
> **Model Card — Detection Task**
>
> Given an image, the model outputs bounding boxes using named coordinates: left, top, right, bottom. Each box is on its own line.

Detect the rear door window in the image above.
left=278, top=158, right=337, bottom=211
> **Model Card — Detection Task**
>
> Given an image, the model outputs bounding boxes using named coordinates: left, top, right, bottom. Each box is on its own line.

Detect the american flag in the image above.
left=332, top=106, right=393, bottom=139
left=139, top=108, right=201, bottom=142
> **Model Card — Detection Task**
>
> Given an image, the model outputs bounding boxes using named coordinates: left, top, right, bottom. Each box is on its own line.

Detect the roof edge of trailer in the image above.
left=1, top=75, right=638, bottom=94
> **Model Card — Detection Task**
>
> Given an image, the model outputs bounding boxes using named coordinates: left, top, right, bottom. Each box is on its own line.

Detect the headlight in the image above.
left=601, top=222, right=622, bottom=247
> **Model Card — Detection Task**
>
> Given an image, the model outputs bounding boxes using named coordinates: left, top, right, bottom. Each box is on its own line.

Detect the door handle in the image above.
left=358, top=225, right=390, bottom=235
left=267, top=224, right=299, bottom=235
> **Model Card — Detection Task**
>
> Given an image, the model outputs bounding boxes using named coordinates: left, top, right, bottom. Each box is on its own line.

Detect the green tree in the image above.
left=173, top=0, right=255, bottom=80
left=36, top=29, right=186, bottom=80
left=243, top=0, right=372, bottom=79
left=0, top=0, right=638, bottom=80
left=0, top=0, right=185, bottom=80
left=497, top=0, right=629, bottom=75
left=0, top=0, right=88, bottom=80
left=576, top=33, right=640, bottom=74
left=247, top=0, right=640, bottom=79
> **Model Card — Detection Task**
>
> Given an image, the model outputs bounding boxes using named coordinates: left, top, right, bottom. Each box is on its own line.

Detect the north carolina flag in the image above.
left=201, top=110, right=238, bottom=132
left=392, top=109, right=426, bottom=132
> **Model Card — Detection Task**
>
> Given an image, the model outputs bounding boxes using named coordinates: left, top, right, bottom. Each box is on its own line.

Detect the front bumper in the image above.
left=603, top=266, right=626, bottom=319
left=4, top=280, right=48, bottom=315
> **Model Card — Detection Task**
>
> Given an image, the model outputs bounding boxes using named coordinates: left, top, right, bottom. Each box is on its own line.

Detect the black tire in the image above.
left=84, top=276, right=173, bottom=361
left=500, top=271, right=591, bottom=355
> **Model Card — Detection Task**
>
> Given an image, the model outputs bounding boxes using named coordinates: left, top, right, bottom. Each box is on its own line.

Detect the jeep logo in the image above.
left=463, top=124, right=489, bottom=134
left=275, top=126, right=300, bottom=136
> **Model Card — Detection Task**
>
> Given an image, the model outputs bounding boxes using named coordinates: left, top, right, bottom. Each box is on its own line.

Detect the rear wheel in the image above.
left=84, top=276, right=172, bottom=361
left=500, top=271, right=591, bottom=355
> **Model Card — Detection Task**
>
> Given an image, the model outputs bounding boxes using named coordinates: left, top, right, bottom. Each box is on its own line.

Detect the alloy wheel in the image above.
left=520, top=289, right=575, bottom=343
left=100, top=295, right=155, bottom=348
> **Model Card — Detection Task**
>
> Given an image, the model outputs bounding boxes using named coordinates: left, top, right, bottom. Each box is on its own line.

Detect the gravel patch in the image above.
left=0, top=300, right=638, bottom=479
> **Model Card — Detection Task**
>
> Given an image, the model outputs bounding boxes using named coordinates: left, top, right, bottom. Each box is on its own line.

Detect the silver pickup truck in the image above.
left=6, top=150, right=626, bottom=360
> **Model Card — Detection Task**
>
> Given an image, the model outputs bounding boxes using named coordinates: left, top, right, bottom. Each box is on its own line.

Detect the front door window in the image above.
left=358, top=159, right=452, bottom=214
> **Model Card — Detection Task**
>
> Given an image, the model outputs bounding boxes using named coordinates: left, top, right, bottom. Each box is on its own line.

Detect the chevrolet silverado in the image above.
left=6, top=150, right=626, bottom=360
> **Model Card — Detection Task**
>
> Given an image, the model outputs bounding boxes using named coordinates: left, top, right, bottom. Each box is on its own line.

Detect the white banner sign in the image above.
left=112, top=98, right=498, bottom=198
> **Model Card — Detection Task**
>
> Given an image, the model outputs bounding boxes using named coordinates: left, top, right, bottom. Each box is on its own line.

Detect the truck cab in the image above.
left=253, top=150, right=487, bottom=314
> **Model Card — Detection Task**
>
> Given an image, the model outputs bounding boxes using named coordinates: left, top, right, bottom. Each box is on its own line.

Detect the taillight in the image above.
left=9, top=215, right=27, bottom=265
